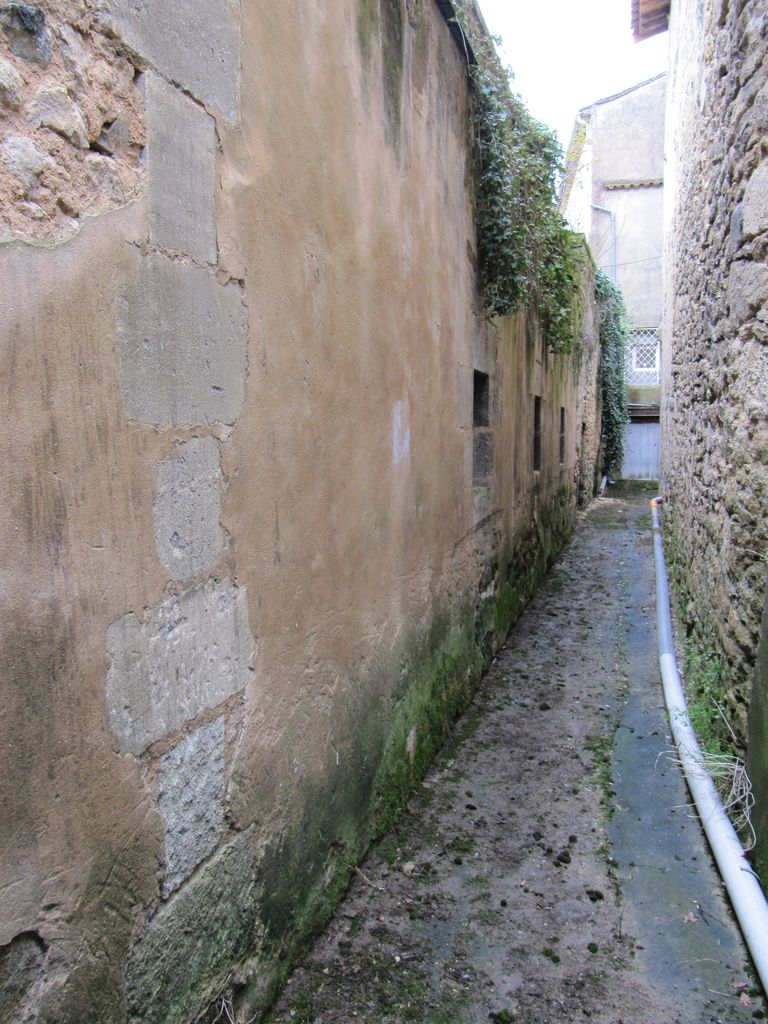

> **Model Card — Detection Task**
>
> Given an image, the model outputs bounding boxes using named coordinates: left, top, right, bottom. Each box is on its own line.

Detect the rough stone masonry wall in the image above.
left=0, top=1, right=146, bottom=244
left=0, top=2, right=602, bottom=1022
left=661, top=3, right=768, bottom=744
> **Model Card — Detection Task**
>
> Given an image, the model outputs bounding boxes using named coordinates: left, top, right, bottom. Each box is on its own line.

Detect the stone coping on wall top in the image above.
left=603, top=180, right=664, bottom=190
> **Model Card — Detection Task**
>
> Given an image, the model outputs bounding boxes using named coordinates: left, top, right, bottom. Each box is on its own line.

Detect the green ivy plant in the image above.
left=595, top=269, right=629, bottom=476
left=452, top=2, right=579, bottom=352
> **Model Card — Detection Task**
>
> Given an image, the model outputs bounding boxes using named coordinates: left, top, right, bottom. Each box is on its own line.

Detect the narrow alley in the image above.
left=3, top=4, right=767, bottom=1021
left=267, top=488, right=761, bottom=1024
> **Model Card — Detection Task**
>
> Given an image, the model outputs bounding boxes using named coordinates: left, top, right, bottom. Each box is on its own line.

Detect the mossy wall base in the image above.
left=223, top=485, right=582, bottom=1024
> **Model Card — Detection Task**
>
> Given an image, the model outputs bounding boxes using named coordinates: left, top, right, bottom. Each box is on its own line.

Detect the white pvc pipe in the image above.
left=650, top=497, right=768, bottom=993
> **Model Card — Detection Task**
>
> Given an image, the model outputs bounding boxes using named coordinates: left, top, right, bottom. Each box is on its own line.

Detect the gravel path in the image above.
left=265, top=487, right=763, bottom=1024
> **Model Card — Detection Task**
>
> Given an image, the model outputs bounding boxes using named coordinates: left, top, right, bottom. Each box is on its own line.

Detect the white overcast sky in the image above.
left=476, top=0, right=668, bottom=149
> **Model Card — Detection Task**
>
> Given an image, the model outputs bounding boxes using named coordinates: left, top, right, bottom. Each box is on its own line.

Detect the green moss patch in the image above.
left=214, top=491, right=580, bottom=1020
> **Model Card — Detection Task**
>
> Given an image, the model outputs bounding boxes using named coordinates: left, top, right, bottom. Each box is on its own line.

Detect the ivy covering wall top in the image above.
left=451, top=1, right=579, bottom=353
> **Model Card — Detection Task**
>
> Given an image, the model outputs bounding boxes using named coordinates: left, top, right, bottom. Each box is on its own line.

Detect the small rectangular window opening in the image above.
left=473, top=370, right=490, bottom=427
left=559, top=407, right=566, bottom=465
left=533, top=396, right=542, bottom=472
left=472, top=370, right=492, bottom=486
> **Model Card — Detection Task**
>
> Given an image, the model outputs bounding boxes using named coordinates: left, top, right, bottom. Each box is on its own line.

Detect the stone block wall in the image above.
left=661, top=0, right=768, bottom=803
left=0, top=2, right=603, bottom=1021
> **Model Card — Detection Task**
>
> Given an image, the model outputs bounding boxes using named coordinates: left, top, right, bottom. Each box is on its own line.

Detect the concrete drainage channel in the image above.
left=609, top=514, right=755, bottom=1019
left=606, top=485, right=766, bottom=1021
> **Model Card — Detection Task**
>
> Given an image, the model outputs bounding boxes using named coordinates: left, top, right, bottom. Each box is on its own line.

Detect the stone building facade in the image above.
left=658, top=0, right=768, bottom=869
left=0, top=2, right=603, bottom=1021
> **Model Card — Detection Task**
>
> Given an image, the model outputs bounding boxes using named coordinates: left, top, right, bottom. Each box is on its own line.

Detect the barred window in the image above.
left=626, top=329, right=660, bottom=386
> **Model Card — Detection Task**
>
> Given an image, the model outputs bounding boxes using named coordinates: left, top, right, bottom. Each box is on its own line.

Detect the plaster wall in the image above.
left=589, top=77, right=666, bottom=328
left=660, top=0, right=768, bottom=848
left=562, top=128, right=592, bottom=237
left=604, top=186, right=664, bottom=328
left=563, top=75, right=665, bottom=329
left=591, top=75, right=666, bottom=186
left=0, top=2, right=602, bottom=1021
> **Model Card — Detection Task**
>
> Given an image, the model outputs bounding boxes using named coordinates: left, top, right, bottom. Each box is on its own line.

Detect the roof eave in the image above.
left=631, top=0, right=671, bottom=41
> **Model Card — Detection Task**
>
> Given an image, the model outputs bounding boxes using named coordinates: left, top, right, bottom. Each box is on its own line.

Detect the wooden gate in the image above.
left=622, top=420, right=660, bottom=480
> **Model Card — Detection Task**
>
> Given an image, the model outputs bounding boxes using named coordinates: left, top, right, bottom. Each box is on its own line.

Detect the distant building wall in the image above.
left=0, top=2, right=603, bottom=1021
left=661, top=0, right=768, bottom=849
left=563, top=74, right=665, bottom=332
left=562, top=74, right=666, bottom=478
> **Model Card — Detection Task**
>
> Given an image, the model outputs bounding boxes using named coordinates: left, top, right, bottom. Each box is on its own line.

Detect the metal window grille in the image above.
left=626, top=329, right=660, bottom=386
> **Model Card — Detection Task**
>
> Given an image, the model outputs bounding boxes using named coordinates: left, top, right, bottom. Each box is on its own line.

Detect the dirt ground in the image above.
left=264, top=488, right=764, bottom=1024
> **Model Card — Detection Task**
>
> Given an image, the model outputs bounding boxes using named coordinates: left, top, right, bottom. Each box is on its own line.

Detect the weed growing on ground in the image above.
left=472, top=908, right=501, bottom=926
left=446, top=835, right=475, bottom=854
left=377, top=838, right=399, bottom=866
left=285, top=989, right=314, bottom=1024
left=585, top=734, right=615, bottom=818
left=444, top=713, right=482, bottom=757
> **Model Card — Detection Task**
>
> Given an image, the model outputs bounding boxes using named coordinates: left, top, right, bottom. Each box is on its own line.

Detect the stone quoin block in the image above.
left=116, top=250, right=248, bottom=427
left=146, top=73, right=217, bottom=264
left=158, top=717, right=225, bottom=897
left=105, top=0, right=240, bottom=122
left=154, top=436, right=223, bottom=583
left=126, top=829, right=260, bottom=1024
left=106, top=579, right=253, bottom=755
